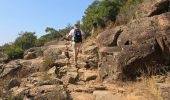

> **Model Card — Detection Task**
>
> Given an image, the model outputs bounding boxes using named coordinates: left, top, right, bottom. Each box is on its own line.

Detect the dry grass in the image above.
left=126, top=94, right=146, bottom=100
left=141, top=77, right=163, bottom=100
left=119, top=73, right=164, bottom=100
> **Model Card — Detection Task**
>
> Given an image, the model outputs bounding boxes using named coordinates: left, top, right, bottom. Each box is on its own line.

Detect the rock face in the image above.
left=97, top=0, right=170, bottom=80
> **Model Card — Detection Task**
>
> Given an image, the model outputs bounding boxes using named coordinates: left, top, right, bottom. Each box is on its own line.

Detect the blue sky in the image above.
left=0, top=0, right=93, bottom=45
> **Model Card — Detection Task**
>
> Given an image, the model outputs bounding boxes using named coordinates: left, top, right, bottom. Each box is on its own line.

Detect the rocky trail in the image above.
left=0, top=40, right=126, bottom=100
left=0, top=39, right=169, bottom=100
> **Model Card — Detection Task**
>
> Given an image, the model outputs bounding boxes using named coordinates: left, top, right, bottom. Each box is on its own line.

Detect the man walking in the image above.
left=66, top=24, right=84, bottom=67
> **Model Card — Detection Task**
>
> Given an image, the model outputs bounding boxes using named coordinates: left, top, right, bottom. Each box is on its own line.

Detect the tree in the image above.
left=14, top=32, right=37, bottom=50
left=45, top=27, right=62, bottom=39
left=82, top=0, right=119, bottom=33
left=35, top=26, right=72, bottom=47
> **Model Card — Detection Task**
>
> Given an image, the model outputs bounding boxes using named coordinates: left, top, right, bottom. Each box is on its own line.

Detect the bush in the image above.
left=4, top=46, right=24, bottom=60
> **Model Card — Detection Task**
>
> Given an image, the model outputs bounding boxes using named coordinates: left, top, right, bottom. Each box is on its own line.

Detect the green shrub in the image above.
left=4, top=46, right=24, bottom=59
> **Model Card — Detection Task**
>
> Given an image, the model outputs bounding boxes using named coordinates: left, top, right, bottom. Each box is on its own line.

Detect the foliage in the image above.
left=82, top=0, right=119, bottom=33
left=35, top=25, right=72, bottom=46
left=115, top=0, right=144, bottom=25
left=35, top=36, right=47, bottom=47
left=4, top=45, right=24, bottom=59
left=58, top=25, right=72, bottom=37
left=14, top=32, right=37, bottom=50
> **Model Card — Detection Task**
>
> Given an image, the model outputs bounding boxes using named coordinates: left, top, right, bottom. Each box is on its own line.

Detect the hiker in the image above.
left=66, top=24, right=84, bottom=67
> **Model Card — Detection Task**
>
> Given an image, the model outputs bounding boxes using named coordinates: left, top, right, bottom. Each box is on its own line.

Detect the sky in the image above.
left=0, top=0, right=93, bottom=45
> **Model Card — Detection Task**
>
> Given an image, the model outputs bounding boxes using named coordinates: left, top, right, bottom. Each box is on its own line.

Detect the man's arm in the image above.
left=65, top=29, right=73, bottom=40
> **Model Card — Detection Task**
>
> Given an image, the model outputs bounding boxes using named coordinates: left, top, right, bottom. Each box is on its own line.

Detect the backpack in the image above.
left=74, top=29, right=82, bottom=43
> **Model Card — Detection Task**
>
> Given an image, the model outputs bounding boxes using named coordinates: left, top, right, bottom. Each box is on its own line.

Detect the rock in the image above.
left=135, top=0, right=170, bottom=18
left=8, top=78, right=20, bottom=89
left=74, top=87, right=94, bottom=93
left=11, top=87, right=29, bottom=99
left=43, top=46, right=63, bottom=63
left=93, top=91, right=125, bottom=100
left=96, top=26, right=124, bottom=47
left=47, top=66, right=57, bottom=76
left=61, top=72, right=78, bottom=84
left=79, top=69, right=98, bottom=81
left=29, top=85, right=69, bottom=100
left=0, top=64, right=4, bottom=72
left=30, top=58, right=47, bottom=72
left=0, top=59, right=40, bottom=79
left=27, top=72, right=62, bottom=86
left=54, top=59, right=67, bottom=67
left=82, top=45, right=98, bottom=55
left=24, top=47, right=43, bottom=60
left=117, top=88, right=126, bottom=93
left=0, top=60, right=22, bottom=78
left=93, top=85, right=107, bottom=91
left=24, top=52, right=36, bottom=60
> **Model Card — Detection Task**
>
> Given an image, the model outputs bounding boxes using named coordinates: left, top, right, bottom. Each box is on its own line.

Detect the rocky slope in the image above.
left=97, top=0, right=170, bottom=81
left=0, top=0, right=170, bottom=100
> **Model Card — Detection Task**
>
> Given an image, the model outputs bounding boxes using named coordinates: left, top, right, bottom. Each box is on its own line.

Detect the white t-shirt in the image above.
left=68, top=28, right=84, bottom=41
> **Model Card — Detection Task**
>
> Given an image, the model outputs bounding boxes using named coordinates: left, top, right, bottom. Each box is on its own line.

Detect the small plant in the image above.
left=142, top=77, right=163, bottom=100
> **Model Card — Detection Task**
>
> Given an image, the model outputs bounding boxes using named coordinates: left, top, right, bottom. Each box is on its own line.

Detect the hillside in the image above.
left=0, top=0, right=170, bottom=100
